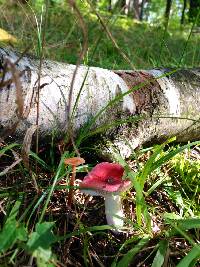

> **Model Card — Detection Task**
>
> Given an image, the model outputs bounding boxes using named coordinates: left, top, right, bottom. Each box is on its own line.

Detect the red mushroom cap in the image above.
left=80, top=162, right=131, bottom=195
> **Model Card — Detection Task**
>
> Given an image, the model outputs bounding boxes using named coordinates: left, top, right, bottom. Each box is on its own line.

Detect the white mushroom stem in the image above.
left=104, top=194, right=124, bottom=229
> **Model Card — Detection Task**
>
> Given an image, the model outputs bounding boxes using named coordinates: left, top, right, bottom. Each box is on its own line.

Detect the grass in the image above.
left=1, top=1, right=200, bottom=69
left=0, top=0, right=200, bottom=266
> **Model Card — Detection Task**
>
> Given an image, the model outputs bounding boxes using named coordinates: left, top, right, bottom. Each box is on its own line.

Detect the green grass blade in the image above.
left=116, top=235, right=150, bottom=267
left=140, top=137, right=176, bottom=187
left=85, top=115, right=142, bottom=138
left=151, top=240, right=169, bottom=267
left=111, top=236, right=140, bottom=267
left=29, top=151, right=52, bottom=171
left=176, top=245, right=200, bottom=267
left=38, top=151, right=68, bottom=223
left=0, top=143, right=20, bottom=156
left=58, top=225, right=114, bottom=241
left=147, top=176, right=168, bottom=196
left=152, top=141, right=200, bottom=173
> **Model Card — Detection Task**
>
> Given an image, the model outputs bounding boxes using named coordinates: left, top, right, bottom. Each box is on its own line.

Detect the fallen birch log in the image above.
left=0, top=47, right=200, bottom=158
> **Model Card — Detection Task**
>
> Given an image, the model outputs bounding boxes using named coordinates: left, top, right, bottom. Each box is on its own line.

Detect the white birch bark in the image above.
left=0, top=47, right=200, bottom=158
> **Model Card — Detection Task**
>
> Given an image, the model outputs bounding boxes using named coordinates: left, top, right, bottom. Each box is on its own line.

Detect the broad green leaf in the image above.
left=0, top=200, right=27, bottom=252
left=16, top=225, right=27, bottom=241
left=164, top=216, right=200, bottom=229
left=151, top=240, right=168, bottom=267
left=33, top=247, right=53, bottom=267
left=176, top=218, right=200, bottom=230
left=164, top=213, right=182, bottom=220
left=27, top=222, right=57, bottom=252
left=116, top=235, right=150, bottom=267
left=166, top=217, right=200, bottom=236
left=0, top=220, right=27, bottom=252
left=177, top=245, right=200, bottom=267
left=26, top=222, right=58, bottom=266
left=0, top=221, right=18, bottom=252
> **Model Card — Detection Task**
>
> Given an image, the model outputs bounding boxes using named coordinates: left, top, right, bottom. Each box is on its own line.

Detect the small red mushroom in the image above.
left=80, top=162, right=131, bottom=231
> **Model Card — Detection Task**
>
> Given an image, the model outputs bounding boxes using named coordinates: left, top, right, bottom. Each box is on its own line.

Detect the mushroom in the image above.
left=79, top=162, right=131, bottom=231
left=64, top=157, right=85, bottom=207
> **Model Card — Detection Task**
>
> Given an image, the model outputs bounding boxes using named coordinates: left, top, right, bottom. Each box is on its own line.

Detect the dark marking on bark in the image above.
left=116, top=84, right=121, bottom=95
left=6, top=84, right=10, bottom=102
left=0, top=121, right=19, bottom=139
left=114, top=70, right=161, bottom=116
left=25, top=66, right=32, bottom=81
left=39, top=83, right=49, bottom=89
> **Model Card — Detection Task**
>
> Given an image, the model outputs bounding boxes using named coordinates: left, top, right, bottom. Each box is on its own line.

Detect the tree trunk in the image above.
left=124, top=0, right=133, bottom=16
left=108, top=0, right=112, bottom=11
left=180, top=0, right=187, bottom=25
left=0, top=47, right=200, bottom=158
left=164, top=0, right=173, bottom=20
left=133, top=0, right=140, bottom=19
left=139, top=0, right=145, bottom=21
left=188, top=0, right=200, bottom=24
left=165, top=0, right=173, bottom=19
left=109, top=0, right=119, bottom=11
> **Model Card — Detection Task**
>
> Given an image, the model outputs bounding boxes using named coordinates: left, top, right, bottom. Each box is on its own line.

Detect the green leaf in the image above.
left=26, top=222, right=58, bottom=266
left=177, top=245, right=200, bottom=267
left=176, top=218, right=200, bottom=230
left=151, top=240, right=168, bottom=267
left=0, top=221, right=18, bottom=252
left=6, top=200, right=21, bottom=223
left=164, top=216, right=200, bottom=229
left=0, top=200, right=27, bottom=252
left=166, top=217, right=200, bottom=236
left=164, top=213, right=182, bottom=220
left=26, top=222, right=57, bottom=252
left=33, top=247, right=53, bottom=267
left=0, top=220, right=27, bottom=252
left=116, top=235, right=150, bottom=267
left=16, top=224, right=27, bottom=241
left=147, top=176, right=167, bottom=196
